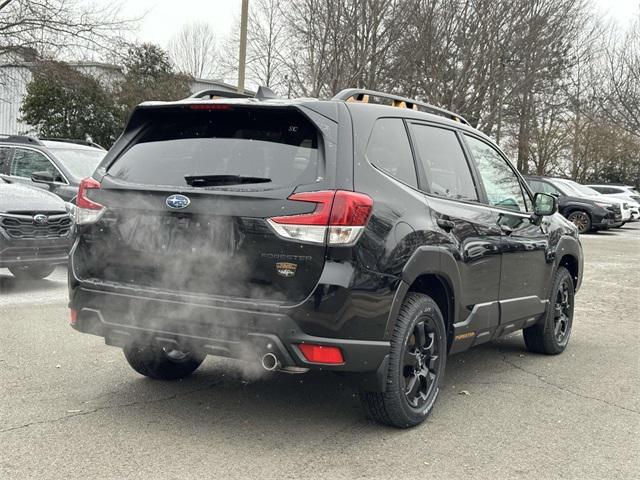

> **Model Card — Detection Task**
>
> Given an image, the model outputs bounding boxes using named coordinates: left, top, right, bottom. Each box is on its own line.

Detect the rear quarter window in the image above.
left=365, top=118, right=418, bottom=188
left=108, top=107, right=321, bottom=190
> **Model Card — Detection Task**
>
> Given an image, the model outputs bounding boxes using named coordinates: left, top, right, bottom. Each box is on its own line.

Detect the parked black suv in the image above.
left=0, top=135, right=106, bottom=202
left=0, top=177, right=73, bottom=279
left=69, top=89, right=583, bottom=428
left=525, top=176, right=621, bottom=233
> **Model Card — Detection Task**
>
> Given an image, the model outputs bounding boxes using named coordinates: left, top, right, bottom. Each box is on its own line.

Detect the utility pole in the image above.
left=237, top=0, right=249, bottom=94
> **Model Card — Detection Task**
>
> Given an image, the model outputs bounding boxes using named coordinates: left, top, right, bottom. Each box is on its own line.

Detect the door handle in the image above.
left=436, top=218, right=455, bottom=231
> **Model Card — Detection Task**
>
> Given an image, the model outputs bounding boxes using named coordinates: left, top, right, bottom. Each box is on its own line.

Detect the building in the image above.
left=0, top=61, right=249, bottom=135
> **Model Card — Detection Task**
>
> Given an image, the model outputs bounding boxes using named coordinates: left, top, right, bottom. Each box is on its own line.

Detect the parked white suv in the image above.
left=587, top=185, right=640, bottom=222
left=553, top=179, right=631, bottom=226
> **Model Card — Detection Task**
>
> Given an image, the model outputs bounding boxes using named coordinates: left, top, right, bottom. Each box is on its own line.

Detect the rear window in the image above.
left=108, top=107, right=321, bottom=189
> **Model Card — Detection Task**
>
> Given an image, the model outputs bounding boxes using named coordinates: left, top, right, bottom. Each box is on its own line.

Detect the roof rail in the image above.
left=190, top=89, right=253, bottom=100
left=333, top=88, right=470, bottom=126
left=39, top=137, right=105, bottom=149
left=0, top=134, right=44, bottom=146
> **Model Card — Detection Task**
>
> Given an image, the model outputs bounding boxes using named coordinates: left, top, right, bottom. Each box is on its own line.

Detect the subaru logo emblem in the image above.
left=166, top=194, right=190, bottom=209
left=33, top=214, right=48, bottom=225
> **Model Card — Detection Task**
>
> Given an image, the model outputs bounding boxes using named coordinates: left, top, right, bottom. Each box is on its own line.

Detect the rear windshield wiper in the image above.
left=185, top=174, right=272, bottom=187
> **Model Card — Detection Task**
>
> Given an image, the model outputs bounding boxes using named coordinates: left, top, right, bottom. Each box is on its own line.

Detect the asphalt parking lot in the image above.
left=1, top=224, right=638, bottom=480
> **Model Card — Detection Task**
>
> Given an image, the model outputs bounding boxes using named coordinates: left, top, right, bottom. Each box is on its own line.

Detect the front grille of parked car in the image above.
left=0, top=213, right=72, bottom=239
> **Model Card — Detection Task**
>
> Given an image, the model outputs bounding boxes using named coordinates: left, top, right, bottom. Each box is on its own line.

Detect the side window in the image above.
left=366, top=118, right=418, bottom=188
left=0, top=146, right=14, bottom=174
left=10, top=148, right=61, bottom=181
left=409, top=124, right=478, bottom=201
left=465, top=135, right=528, bottom=212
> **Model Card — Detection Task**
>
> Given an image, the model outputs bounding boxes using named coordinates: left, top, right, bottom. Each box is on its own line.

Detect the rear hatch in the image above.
left=73, top=104, right=334, bottom=304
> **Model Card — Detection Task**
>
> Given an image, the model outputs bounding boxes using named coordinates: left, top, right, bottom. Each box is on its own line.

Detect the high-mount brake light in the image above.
left=267, top=190, right=373, bottom=246
left=189, top=104, right=232, bottom=111
left=75, top=177, right=105, bottom=225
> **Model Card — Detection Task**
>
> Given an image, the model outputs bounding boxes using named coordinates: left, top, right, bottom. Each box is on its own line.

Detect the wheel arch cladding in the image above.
left=555, top=235, right=583, bottom=291
left=407, top=274, right=455, bottom=348
left=384, top=247, right=460, bottom=345
left=559, top=254, right=579, bottom=288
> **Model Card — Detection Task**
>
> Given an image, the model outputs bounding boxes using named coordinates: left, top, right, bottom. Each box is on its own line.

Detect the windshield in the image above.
left=554, top=180, right=592, bottom=197
left=569, top=182, right=602, bottom=196
left=49, top=147, right=105, bottom=179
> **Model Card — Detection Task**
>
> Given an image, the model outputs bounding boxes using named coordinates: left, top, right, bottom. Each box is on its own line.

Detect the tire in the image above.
left=9, top=264, right=56, bottom=280
left=523, top=266, right=574, bottom=355
left=566, top=210, right=591, bottom=234
left=123, top=342, right=206, bottom=380
left=360, top=293, right=447, bottom=428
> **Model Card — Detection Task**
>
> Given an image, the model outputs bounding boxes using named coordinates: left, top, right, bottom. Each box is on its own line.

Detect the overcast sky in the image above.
left=121, top=0, right=639, bottom=50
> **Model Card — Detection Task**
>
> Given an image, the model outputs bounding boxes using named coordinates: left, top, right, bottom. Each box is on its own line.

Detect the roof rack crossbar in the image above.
left=190, top=89, right=253, bottom=100
left=333, top=88, right=470, bottom=126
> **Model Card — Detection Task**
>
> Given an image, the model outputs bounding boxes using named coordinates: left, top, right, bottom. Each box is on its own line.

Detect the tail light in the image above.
left=297, top=344, right=344, bottom=364
left=267, top=190, right=373, bottom=246
left=75, top=177, right=105, bottom=225
left=70, top=308, right=78, bottom=325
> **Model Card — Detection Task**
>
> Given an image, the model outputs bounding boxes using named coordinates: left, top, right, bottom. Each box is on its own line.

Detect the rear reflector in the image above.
left=268, top=190, right=373, bottom=246
left=297, top=344, right=345, bottom=364
left=70, top=309, right=78, bottom=325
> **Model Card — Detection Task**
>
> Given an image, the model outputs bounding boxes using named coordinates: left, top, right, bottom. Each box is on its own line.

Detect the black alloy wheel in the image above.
left=524, top=266, right=574, bottom=355
left=403, top=319, right=441, bottom=409
left=360, top=293, right=447, bottom=428
left=553, top=278, right=572, bottom=344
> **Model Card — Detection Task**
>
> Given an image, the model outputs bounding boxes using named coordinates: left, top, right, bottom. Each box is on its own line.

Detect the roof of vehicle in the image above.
left=0, top=134, right=105, bottom=150
left=42, top=140, right=105, bottom=151
left=524, top=175, right=568, bottom=182
left=586, top=184, right=635, bottom=189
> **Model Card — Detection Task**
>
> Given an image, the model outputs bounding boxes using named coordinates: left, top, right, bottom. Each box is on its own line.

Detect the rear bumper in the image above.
left=0, top=237, right=71, bottom=267
left=69, top=283, right=390, bottom=380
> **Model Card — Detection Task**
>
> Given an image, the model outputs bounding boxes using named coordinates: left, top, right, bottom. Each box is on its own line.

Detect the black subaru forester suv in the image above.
left=69, top=88, right=583, bottom=428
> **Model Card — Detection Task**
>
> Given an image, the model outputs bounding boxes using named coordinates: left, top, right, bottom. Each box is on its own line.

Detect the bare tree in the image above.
left=281, top=0, right=414, bottom=97
left=218, top=0, right=289, bottom=92
left=0, top=0, right=137, bottom=60
left=600, top=17, right=640, bottom=137
left=168, top=22, right=219, bottom=79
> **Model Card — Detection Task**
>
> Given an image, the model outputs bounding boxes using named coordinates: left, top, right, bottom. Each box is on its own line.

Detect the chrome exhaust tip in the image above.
left=261, top=352, right=279, bottom=371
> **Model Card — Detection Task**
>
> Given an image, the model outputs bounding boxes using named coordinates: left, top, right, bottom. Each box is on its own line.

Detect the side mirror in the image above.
left=31, top=171, right=56, bottom=184
left=533, top=192, right=557, bottom=216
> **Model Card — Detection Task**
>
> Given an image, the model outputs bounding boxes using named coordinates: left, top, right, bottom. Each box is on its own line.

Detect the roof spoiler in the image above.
left=189, top=89, right=253, bottom=100
left=189, top=86, right=281, bottom=101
